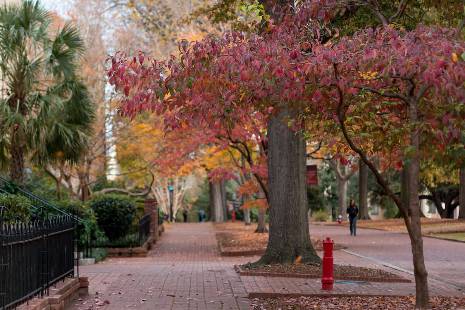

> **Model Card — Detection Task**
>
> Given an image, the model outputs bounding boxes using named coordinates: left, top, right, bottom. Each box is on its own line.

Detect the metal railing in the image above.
left=138, top=214, right=151, bottom=245
left=0, top=216, right=75, bottom=310
left=0, top=176, right=81, bottom=223
left=82, top=214, right=152, bottom=258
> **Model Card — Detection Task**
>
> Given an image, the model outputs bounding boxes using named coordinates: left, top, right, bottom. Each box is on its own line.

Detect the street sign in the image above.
left=307, top=165, right=318, bottom=185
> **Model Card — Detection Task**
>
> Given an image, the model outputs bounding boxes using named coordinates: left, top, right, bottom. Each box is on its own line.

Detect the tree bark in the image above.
left=78, top=171, right=91, bottom=202
left=401, top=163, right=410, bottom=216
left=255, top=188, right=268, bottom=233
left=9, top=133, right=25, bottom=184
left=208, top=180, right=214, bottom=221
left=358, top=159, right=370, bottom=219
left=258, top=110, right=319, bottom=264
left=211, top=180, right=225, bottom=222
left=460, top=167, right=465, bottom=219
left=243, top=207, right=251, bottom=225
left=256, top=208, right=267, bottom=233
left=337, top=173, right=348, bottom=218
left=329, top=159, right=354, bottom=218
left=221, top=180, right=228, bottom=220
left=407, top=101, right=429, bottom=309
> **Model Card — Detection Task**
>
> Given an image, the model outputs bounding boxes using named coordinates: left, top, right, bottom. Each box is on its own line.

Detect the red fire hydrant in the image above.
left=321, top=237, right=334, bottom=290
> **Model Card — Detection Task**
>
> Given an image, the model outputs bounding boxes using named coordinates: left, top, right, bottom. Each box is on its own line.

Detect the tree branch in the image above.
left=93, top=172, right=154, bottom=197
left=388, top=0, right=408, bottom=23
left=355, top=85, right=410, bottom=104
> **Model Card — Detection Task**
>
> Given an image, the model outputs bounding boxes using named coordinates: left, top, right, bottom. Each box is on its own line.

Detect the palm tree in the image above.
left=0, top=1, right=95, bottom=184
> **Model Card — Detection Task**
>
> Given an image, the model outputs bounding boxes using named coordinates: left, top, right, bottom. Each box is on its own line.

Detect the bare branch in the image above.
left=355, top=85, right=410, bottom=104
left=388, top=0, right=408, bottom=23
left=94, top=172, right=154, bottom=197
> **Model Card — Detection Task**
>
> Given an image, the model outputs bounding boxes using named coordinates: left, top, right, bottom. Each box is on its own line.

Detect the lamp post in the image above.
left=168, top=184, right=174, bottom=222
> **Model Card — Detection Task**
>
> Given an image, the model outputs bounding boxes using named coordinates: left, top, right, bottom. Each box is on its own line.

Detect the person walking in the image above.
left=199, top=209, right=205, bottom=222
left=182, top=209, right=188, bottom=223
left=347, top=199, right=359, bottom=236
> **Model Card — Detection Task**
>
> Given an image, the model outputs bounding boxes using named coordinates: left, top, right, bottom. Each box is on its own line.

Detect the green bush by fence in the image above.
left=0, top=194, right=33, bottom=223
left=90, top=195, right=136, bottom=241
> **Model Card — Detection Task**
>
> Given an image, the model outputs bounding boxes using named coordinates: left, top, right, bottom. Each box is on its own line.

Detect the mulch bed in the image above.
left=215, top=224, right=345, bottom=257
left=238, top=263, right=410, bottom=283
left=250, top=296, right=465, bottom=309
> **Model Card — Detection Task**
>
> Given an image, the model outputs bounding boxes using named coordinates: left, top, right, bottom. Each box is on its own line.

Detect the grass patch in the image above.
left=430, top=232, right=465, bottom=242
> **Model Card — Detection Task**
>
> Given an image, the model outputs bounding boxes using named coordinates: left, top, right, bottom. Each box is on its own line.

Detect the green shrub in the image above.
left=89, top=195, right=136, bottom=241
left=0, top=194, right=33, bottom=223
left=92, top=233, right=140, bottom=248
left=312, top=210, right=329, bottom=222
left=59, top=200, right=103, bottom=247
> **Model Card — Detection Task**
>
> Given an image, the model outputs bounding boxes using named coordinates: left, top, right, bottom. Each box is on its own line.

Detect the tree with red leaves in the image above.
left=108, top=2, right=324, bottom=262
left=309, top=25, right=465, bottom=309
left=108, top=2, right=465, bottom=307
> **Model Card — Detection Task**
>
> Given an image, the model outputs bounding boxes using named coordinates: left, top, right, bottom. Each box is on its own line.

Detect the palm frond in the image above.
left=0, top=1, right=95, bottom=177
left=48, top=23, right=84, bottom=79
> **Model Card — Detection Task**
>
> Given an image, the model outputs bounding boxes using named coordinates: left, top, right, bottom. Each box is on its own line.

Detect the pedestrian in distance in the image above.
left=182, top=209, right=188, bottom=223
left=199, top=209, right=206, bottom=222
left=347, top=199, right=359, bottom=236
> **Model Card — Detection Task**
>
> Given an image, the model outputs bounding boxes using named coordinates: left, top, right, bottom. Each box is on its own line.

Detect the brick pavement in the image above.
left=69, top=223, right=250, bottom=310
left=69, top=222, right=465, bottom=310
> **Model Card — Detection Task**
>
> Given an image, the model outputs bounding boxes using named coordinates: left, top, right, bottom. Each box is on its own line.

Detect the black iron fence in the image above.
left=82, top=214, right=152, bottom=259
left=0, top=216, right=75, bottom=310
left=138, top=214, right=151, bottom=245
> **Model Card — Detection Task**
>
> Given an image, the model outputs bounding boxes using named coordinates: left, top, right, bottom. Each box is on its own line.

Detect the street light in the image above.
left=168, top=184, right=174, bottom=222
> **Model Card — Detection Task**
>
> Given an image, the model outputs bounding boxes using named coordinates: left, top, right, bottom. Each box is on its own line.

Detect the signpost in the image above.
left=306, top=165, right=318, bottom=185
left=168, top=184, right=174, bottom=222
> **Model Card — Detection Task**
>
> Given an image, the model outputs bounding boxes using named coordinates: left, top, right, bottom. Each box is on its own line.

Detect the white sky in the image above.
left=41, top=0, right=70, bottom=14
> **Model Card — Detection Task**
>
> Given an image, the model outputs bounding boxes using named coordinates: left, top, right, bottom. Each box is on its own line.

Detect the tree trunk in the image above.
left=221, top=180, right=228, bottom=220
left=407, top=101, right=429, bottom=309
left=258, top=110, right=319, bottom=264
left=56, top=177, right=62, bottom=200
left=256, top=188, right=268, bottom=233
left=337, top=174, right=348, bottom=218
left=401, top=163, right=410, bottom=216
left=211, top=180, right=225, bottom=222
left=459, top=167, right=465, bottom=219
left=243, top=207, right=251, bottom=225
left=256, top=207, right=267, bottom=233
left=9, top=136, right=25, bottom=184
left=358, top=159, right=370, bottom=219
left=208, top=180, right=214, bottom=221
left=78, top=172, right=90, bottom=201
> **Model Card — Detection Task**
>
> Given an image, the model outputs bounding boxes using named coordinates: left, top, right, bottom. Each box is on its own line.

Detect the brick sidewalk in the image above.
left=69, top=223, right=250, bottom=310
left=69, top=222, right=465, bottom=310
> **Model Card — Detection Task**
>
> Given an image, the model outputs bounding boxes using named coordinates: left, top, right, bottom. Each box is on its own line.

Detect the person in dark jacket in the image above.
left=182, top=209, right=188, bottom=223
left=347, top=199, right=359, bottom=236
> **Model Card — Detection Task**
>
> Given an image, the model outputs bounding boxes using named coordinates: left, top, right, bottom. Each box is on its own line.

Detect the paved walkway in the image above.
left=70, top=223, right=249, bottom=310
left=69, top=222, right=465, bottom=310
left=310, top=224, right=465, bottom=292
